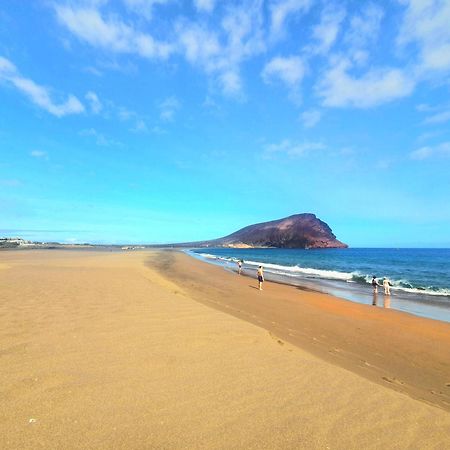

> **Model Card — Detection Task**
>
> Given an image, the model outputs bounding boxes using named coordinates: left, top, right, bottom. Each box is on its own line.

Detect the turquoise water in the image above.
left=189, top=248, right=450, bottom=322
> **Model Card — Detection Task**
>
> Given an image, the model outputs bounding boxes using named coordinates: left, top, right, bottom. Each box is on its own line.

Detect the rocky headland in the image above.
left=181, top=213, right=348, bottom=249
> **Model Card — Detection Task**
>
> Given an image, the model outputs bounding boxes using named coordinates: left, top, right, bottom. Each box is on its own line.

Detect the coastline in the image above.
left=1, top=249, right=450, bottom=449
left=188, top=248, right=450, bottom=323
left=158, top=249, right=450, bottom=411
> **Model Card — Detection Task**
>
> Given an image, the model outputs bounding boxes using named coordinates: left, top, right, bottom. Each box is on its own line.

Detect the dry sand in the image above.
left=0, top=249, right=449, bottom=449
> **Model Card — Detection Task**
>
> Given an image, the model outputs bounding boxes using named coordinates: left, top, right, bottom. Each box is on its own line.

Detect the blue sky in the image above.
left=1, top=0, right=449, bottom=247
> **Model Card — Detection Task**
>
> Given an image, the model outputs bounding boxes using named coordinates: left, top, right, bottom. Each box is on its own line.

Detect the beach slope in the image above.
left=0, top=249, right=449, bottom=449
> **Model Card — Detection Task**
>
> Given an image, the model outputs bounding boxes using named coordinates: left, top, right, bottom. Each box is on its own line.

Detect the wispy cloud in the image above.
left=344, top=3, right=384, bottom=54
left=416, top=102, right=450, bottom=125
left=79, top=128, right=122, bottom=146
left=397, top=0, right=450, bottom=74
left=410, top=141, right=450, bottom=160
left=122, top=0, right=173, bottom=19
left=269, top=0, right=312, bottom=41
left=176, top=1, right=266, bottom=96
left=264, top=139, right=325, bottom=158
left=300, top=109, right=321, bottom=128
left=159, top=96, right=180, bottom=121
left=0, top=56, right=84, bottom=117
left=317, top=57, right=415, bottom=108
left=85, top=91, right=102, bottom=113
left=309, top=4, right=346, bottom=55
left=262, top=55, right=306, bottom=97
left=132, top=119, right=149, bottom=133
left=55, top=5, right=173, bottom=59
left=423, top=109, right=450, bottom=125
left=193, top=0, right=216, bottom=13
left=30, top=150, right=48, bottom=159
left=112, top=104, right=150, bottom=132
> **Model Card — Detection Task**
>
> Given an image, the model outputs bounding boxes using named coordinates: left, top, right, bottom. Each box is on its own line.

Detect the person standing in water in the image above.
left=237, top=260, right=242, bottom=275
left=383, top=277, right=392, bottom=295
left=371, top=276, right=379, bottom=294
left=257, top=266, right=264, bottom=290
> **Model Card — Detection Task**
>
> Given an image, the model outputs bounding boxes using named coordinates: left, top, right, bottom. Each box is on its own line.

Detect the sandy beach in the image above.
left=1, top=249, right=450, bottom=449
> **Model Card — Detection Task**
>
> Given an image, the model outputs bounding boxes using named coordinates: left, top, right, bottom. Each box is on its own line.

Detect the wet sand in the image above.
left=162, top=251, right=450, bottom=412
left=1, top=249, right=450, bottom=449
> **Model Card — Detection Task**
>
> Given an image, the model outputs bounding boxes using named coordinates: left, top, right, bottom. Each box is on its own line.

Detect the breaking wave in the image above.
left=193, top=252, right=450, bottom=297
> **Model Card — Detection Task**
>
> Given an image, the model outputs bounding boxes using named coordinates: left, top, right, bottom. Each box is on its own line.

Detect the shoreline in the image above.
left=188, top=249, right=450, bottom=323
left=155, top=249, right=450, bottom=412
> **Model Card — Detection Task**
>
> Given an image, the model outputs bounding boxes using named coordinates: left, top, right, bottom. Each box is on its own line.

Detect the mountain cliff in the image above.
left=187, top=214, right=348, bottom=249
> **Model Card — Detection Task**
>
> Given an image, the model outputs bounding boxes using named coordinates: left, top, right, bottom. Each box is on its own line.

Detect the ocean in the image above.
left=188, top=248, right=450, bottom=323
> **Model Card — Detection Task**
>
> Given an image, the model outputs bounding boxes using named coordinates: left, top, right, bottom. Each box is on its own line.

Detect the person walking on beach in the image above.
left=383, top=277, right=392, bottom=295
left=371, top=276, right=379, bottom=294
left=237, top=260, right=242, bottom=275
left=257, top=266, right=264, bottom=290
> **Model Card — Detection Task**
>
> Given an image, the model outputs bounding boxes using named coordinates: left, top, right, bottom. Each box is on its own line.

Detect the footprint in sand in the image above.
left=269, top=332, right=284, bottom=346
left=328, top=348, right=343, bottom=355
left=446, top=383, right=450, bottom=388
left=382, top=376, right=405, bottom=386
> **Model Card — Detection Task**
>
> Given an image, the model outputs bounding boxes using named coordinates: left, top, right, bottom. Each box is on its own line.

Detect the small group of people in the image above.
left=371, top=275, right=392, bottom=295
left=236, top=260, right=265, bottom=290
left=238, top=262, right=392, bottom=296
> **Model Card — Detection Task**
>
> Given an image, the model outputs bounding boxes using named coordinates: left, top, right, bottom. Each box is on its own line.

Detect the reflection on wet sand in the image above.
left=372, top=292, right=391, bottom=309
left=372, top=293, right=378, bottom=306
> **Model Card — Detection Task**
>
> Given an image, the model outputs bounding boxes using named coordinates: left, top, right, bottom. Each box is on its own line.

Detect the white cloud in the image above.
left=410, top=141, right=450, bottom=160
left=176, top=1, right=265, bottom=96
left=79, top=128, right=122, bottom=146
left=318, top=57, right=415, bottom=108
left=424, top=109, right=450, bottom=125
left=55, top=5, right=173, bottom=59
left=416, top=103, right=434, bottom=112
left=177, top=22, right=221, bottom=67
left=269, top=0, right=312, bottom=40
left=398, top=0, right=450, bottom=73
left=132, top=119, right=149, bottom=133
left=85, top=91, right=102, bottom=113
left=344, top=3, right=384, bottom=51
left=300, top=109, right=321, bottom=128
left=159, top=96, right=180, bottom=121
left=264, top=139, right=325, bottom=158
left=262, top=56, right=305, bottom=87
left=55, top=1, right=265, bottom=97
left=193, top=0, right=216, bottom=13
left=310, top=4, right=346, bottom=55
left=410, top=146, right=432, bottom=160
left=219, top=70, right=242, bottom=95
left=30, top=150, right=48, bottom=159
left=122, top=0, right=173, bottom=19
left=0, top=56, right=15, bottom=73
left=0, top=56, right=84, bottom=117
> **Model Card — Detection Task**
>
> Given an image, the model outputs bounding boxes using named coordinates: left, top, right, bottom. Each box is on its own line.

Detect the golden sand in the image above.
left=1, top=249, right=449, bottom=449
